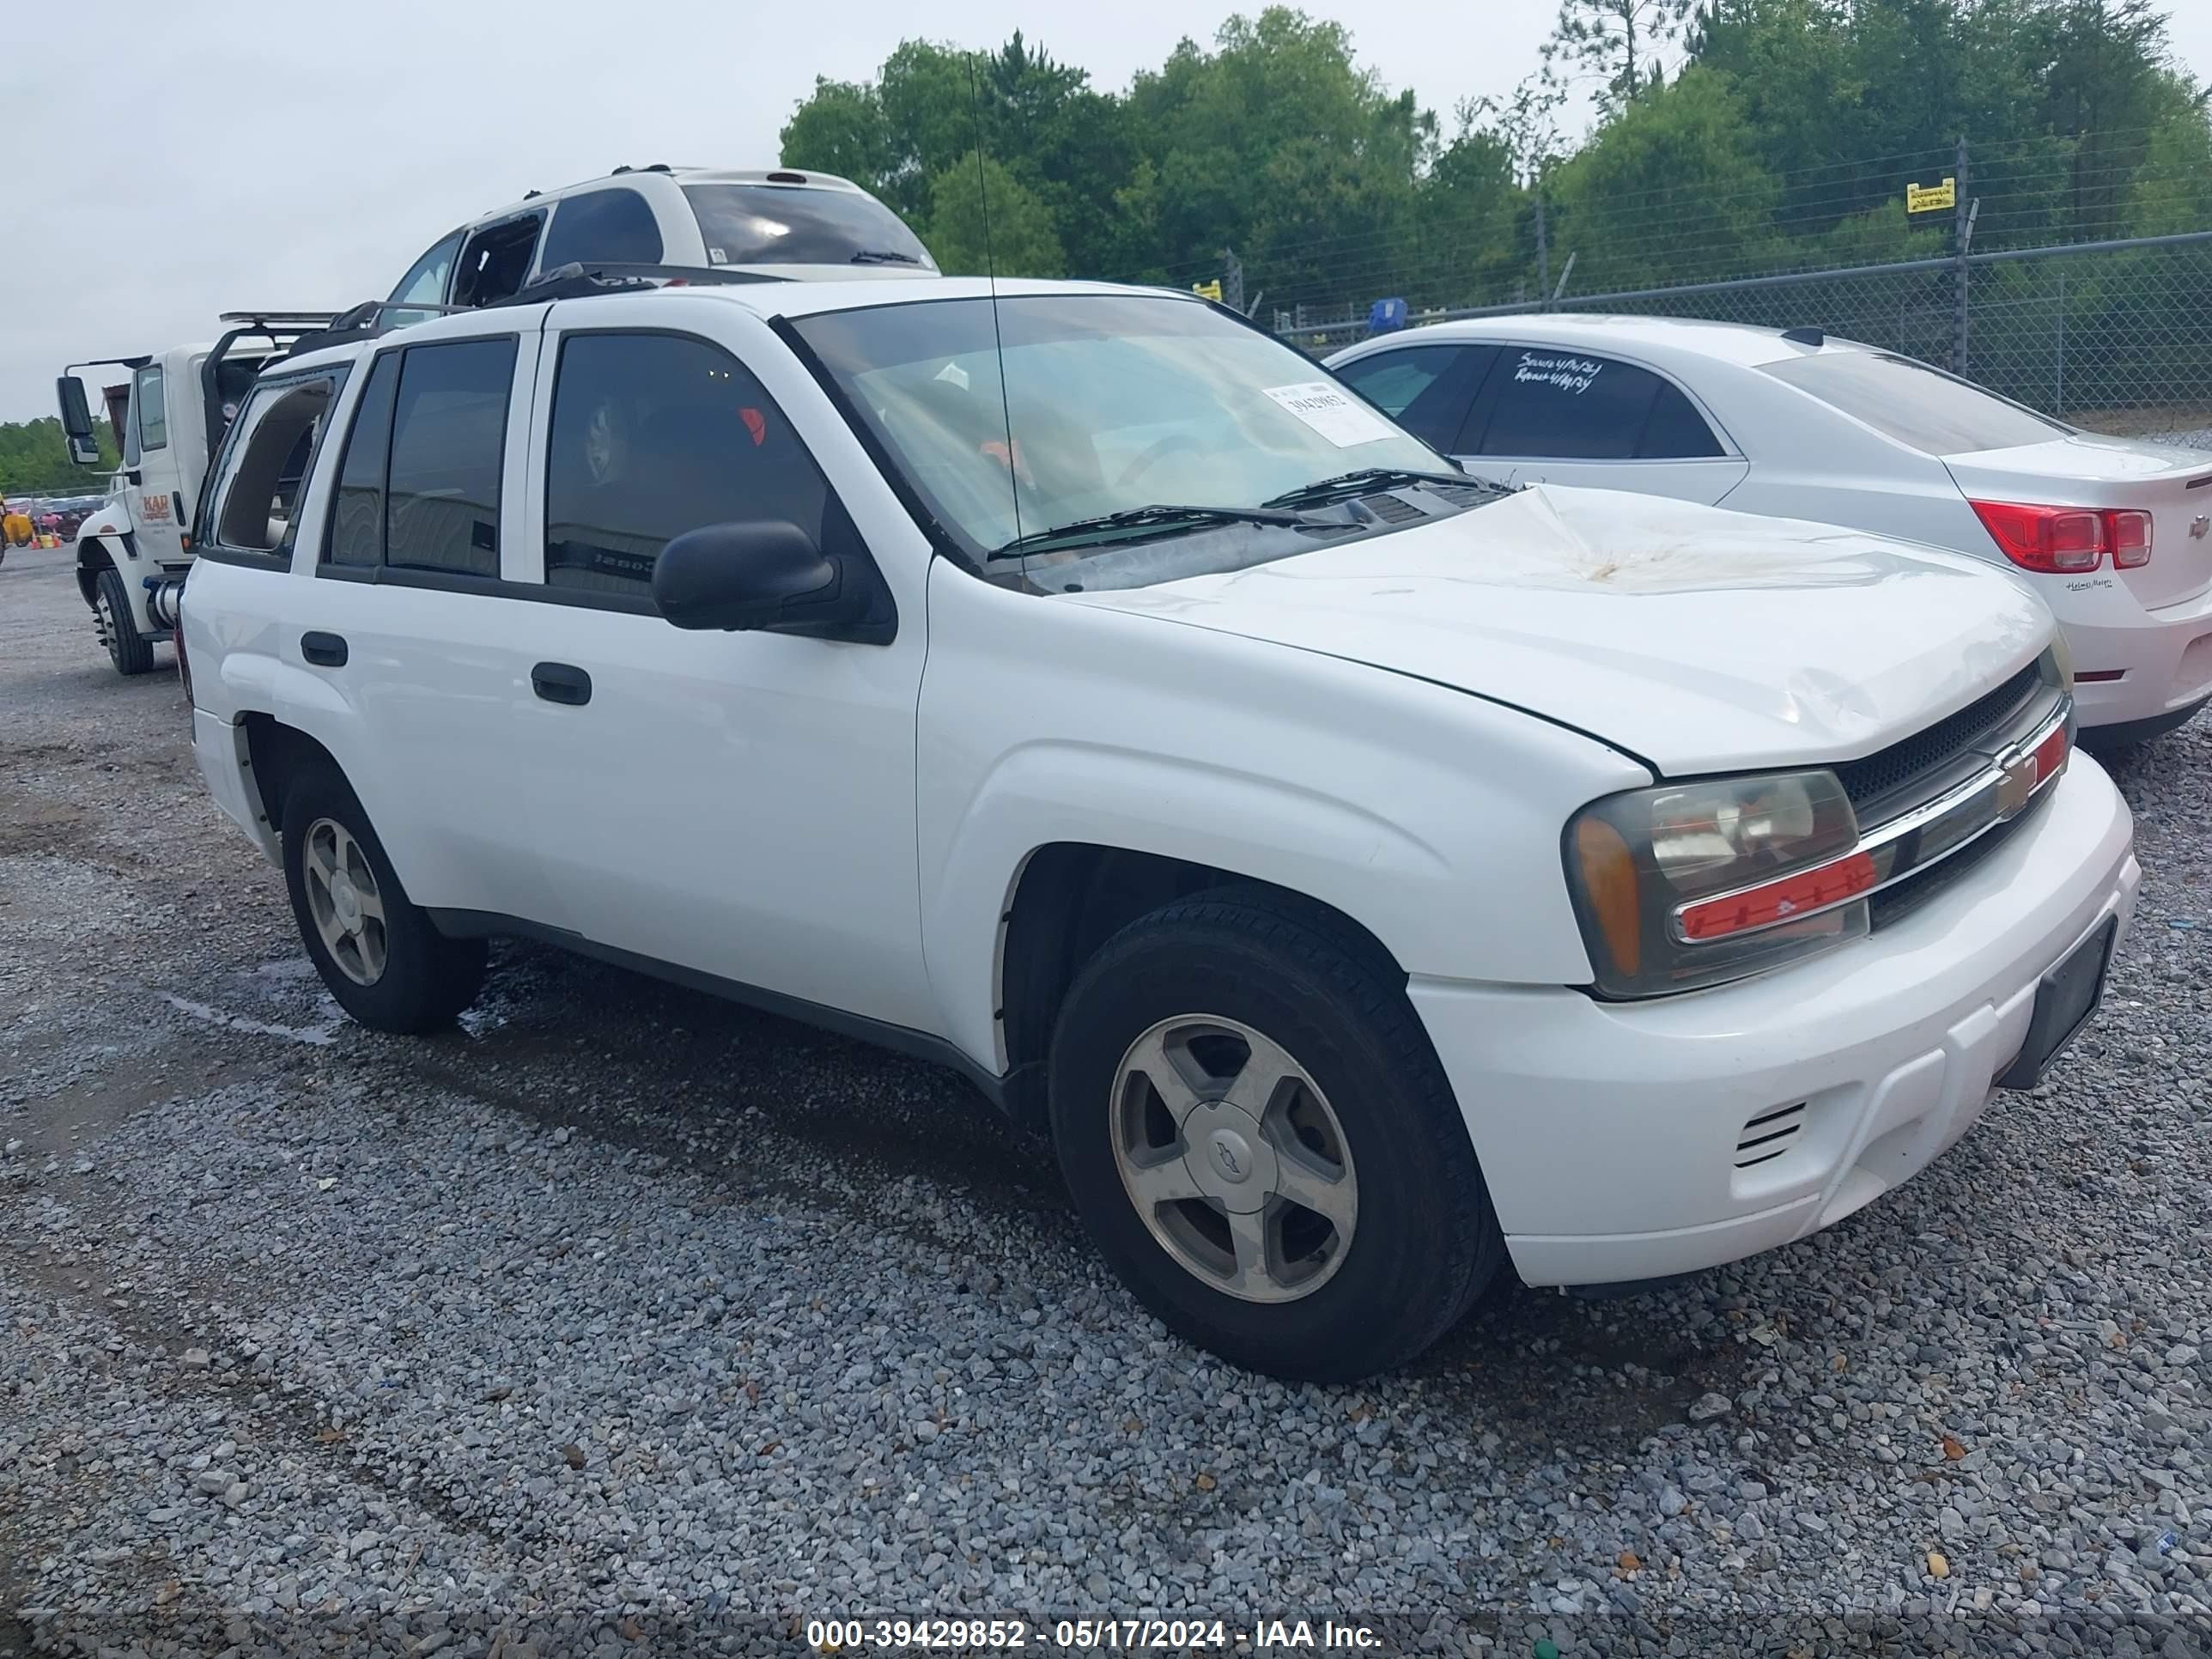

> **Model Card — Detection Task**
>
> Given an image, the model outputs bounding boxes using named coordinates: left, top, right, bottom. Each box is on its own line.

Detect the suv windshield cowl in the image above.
left=791, top=292, right=1489, bottom=588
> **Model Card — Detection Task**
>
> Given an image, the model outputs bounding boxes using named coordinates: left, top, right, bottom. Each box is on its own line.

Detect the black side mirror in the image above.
left=55, top=376, right=100, bottom=466
left=653, top=520, right=872, bottom=635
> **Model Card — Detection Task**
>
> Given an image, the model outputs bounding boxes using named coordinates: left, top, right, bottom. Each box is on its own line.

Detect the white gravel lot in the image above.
left=3, top=536, right=2209, bottom=1658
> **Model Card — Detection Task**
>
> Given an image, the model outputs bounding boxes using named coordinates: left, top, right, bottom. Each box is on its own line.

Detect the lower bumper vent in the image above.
left=1735, top=1102, right=1808, bottom=1170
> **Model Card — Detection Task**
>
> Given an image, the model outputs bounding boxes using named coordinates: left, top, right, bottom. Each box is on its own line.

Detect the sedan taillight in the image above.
left=1970, top=499, right=2154, bottom=574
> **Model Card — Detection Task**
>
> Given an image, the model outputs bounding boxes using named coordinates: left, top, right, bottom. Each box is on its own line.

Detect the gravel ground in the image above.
left=3, top=537, right=2209, bottom=1658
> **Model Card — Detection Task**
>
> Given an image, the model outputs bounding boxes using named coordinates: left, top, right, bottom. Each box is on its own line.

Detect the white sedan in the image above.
left=1328, top=314, right=2212, bottom=740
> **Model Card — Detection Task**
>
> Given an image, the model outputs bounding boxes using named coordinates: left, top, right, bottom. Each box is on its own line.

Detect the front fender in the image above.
left=915, top=563, right=1652, bottom=1072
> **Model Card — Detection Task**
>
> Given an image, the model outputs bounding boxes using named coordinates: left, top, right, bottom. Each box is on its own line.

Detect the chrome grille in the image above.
left=1846, top=665, right=2071, bottom=933
left=1833, top=661, right=2045, bottom=822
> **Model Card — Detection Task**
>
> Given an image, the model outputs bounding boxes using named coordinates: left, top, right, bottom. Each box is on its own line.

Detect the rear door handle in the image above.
left=532, top=661, right=592, bottom=706
left=301, top=631, right=348, bottom=667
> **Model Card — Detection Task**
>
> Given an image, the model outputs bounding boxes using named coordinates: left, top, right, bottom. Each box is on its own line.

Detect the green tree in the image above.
left=781, top=33, right=1135, bottom=275
left=1543, top=0, right=1693, bottom=112
left=0, top=416, right=119, bottom=496
left=924, top=151, right=1066, bottom=276
left=1547, top=64, right=1783, bottom=290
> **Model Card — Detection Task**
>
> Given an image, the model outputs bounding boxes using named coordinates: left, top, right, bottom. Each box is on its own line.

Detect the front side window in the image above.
left=539, top=188, right=664, bottom=270
left=211, top=373, right=343, bottom=552
left=135, top=364, right=167, bottom=453
left=544, top=331, right=827, bottom=592
left=452, top=216, right=545, bottom=308
left=1759, top=350, right=2070, bottom=455
left=683, top=184, right=934, bottom=270
left=384, top=338, right=516, bottom=576
left=1334, top=344, right=1498, bottom=453
left=793, top=294, right=1480, bottom=588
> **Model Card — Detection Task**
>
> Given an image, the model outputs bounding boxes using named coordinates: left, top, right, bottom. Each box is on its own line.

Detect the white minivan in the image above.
left=179, top=279, right=2136, bottom=1379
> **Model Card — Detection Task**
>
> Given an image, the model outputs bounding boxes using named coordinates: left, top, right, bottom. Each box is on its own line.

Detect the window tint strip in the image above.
left=323, top=352, right=401, bottom=568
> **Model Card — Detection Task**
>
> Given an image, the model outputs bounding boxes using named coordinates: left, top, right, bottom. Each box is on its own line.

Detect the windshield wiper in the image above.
left=850, top=248, right=923, bottom=265
left=1261, top=465, right=1486, bottom=508
left=991, top=502, right=1323, bottom=558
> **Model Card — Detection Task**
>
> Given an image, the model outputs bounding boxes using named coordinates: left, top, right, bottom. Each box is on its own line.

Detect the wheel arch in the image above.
left=74, top=534, right=122, bottom=606
left=238, top=712, right=345, bottom=840
left=993, top=843, right=1405, bottom=1135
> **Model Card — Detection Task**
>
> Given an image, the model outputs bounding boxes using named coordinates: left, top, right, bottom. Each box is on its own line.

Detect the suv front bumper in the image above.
left=1411, top=755, right=2137, bottom=1288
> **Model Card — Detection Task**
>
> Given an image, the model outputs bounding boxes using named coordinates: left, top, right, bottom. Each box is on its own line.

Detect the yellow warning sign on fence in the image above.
left=1192, top=279, right=1223, bottom=301
left=1905, top=178, right=1957, bottom=215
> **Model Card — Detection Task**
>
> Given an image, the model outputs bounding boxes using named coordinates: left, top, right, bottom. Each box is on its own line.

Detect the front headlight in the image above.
left=1564, top=769, right=1873, bottom=998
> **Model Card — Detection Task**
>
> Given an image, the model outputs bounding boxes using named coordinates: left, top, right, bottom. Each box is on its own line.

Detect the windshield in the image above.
left=683, top=184, right=936, bottom=270
left=792, top=293, right=1464, bottom=585
left=1759, top=350, right=2071, bottom=456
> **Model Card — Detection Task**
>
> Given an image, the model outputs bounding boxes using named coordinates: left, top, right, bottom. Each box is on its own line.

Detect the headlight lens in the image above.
left=1565, top=769, right=1870, bottom=998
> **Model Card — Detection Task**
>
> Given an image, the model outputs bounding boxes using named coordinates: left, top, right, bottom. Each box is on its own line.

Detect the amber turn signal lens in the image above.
left=1573, top=817, right=1642, bottom=981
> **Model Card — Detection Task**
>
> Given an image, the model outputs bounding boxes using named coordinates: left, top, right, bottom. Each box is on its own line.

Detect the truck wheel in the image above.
left=94, top=566, right=155, bottom=676
left=280, top=763, right=487, bottom=1033
left=1047, top=891, right=1504, bottom=1381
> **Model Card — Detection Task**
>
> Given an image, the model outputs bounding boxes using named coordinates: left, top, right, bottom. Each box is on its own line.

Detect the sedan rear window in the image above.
left=682, top=185, right=934, bottom=270
left=1759, top=350, right=2069, bottom=455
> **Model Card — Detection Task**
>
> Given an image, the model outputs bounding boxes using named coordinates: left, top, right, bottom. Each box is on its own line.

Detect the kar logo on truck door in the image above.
left=141, top=494, right=173, bottom=522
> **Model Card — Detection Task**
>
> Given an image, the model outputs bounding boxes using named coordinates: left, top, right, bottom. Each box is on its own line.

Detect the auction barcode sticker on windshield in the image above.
left=1262, top=381, right=1397, bottom=447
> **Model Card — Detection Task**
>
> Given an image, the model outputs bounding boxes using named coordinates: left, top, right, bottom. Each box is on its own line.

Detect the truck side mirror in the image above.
left=56, top=377, right=101, bottom=466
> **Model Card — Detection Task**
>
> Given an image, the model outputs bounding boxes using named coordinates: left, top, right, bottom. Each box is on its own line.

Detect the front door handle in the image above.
left=301, top=630, right=348, bottom=667
left=532, top=661, right=592, bottom=706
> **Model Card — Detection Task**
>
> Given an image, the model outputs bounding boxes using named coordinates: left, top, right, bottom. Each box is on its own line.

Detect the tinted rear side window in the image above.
left=1759, top=351, right=2069, bottom=454
left=325, top=354, right=399, bottom=568
left=544, top=331, right=828, bottom=592
left=540, top=187, right=664, bottom=269
left=1334, top=344, right=1498, bottom=453
left=1475, top=349, right=1662, bottom=460
left=682, top=184, right=933, bottom=268
left=385, top=338, right=516, bottom=577
left=1640, top=380, right=1726, bottom=459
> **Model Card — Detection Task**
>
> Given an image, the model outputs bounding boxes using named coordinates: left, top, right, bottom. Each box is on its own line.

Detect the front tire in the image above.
left=280, top=763, right=486, bottom=1033
left=1048, top=891, right=1504, bottom=1381
left=94, top=565, right=155, bottom=676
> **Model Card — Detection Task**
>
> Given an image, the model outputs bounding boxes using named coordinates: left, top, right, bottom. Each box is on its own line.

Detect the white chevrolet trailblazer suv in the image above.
left=179, top=277, right=2139, bottom=1379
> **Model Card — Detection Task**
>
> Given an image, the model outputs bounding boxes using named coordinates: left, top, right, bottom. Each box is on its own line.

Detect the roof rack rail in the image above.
left=216, top=310, right=343, bottom=329
left=483, top=261, right=791, bottom=308
left=264, top=300, right=470, bottom=366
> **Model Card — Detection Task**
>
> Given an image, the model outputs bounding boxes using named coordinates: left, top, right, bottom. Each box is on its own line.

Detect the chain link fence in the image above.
left=1253, top=135, right=2212, bottom=436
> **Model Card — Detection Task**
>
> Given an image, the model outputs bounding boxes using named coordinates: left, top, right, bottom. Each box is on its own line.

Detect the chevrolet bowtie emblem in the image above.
left=1996, top=750, right=2036, bottom=818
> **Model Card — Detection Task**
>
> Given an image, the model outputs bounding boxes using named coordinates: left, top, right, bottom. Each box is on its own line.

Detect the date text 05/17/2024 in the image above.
left=805, top=1618, right=1385, bottom=1650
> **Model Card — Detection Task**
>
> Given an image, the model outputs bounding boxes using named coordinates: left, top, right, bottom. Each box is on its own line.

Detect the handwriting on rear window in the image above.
left=1514, top=352, right=1603, bottom=395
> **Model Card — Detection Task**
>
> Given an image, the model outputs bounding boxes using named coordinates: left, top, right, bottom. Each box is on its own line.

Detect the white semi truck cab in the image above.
left=58, top=313, right=335, bottom=675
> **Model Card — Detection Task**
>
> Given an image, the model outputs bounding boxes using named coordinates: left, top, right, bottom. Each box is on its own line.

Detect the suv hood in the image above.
left=1070, top=484, right=2051, bottom=775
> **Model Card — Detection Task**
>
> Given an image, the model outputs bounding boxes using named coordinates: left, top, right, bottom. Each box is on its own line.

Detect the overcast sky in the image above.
left=7, top=0, right=2211, bottom=425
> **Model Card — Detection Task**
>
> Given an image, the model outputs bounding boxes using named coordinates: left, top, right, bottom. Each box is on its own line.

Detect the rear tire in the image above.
left=280, top=762, right=487, bottom=1033
left=1047, top=890, right=1504, bottom=1381
left=95, top=566, right=155, bottom=676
